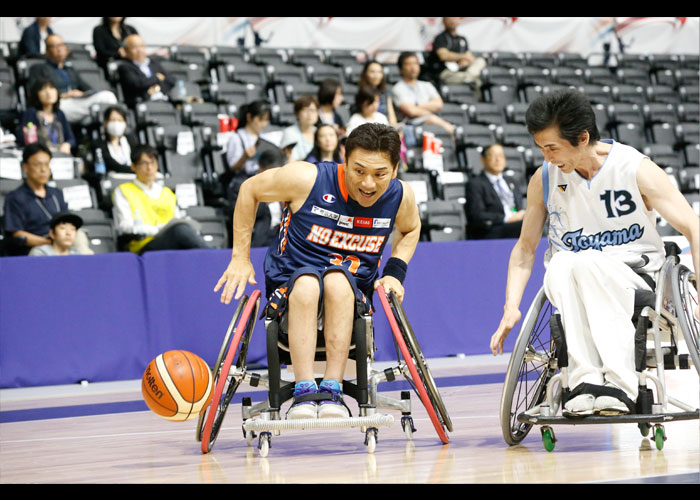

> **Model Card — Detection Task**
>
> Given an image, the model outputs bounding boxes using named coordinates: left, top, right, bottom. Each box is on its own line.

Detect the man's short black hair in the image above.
left=344, top=123, right=401, bottom=169
left=131, top=144, right=158, bottom=165
left=397, top=51, right=418, bottom=72
left=22, top=142, right=52, bottom=164
left=525, top=89, right=601, bottom=147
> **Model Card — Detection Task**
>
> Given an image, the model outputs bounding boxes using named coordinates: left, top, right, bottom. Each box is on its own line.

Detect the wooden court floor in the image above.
left=1, top=355, right=698, bottom=484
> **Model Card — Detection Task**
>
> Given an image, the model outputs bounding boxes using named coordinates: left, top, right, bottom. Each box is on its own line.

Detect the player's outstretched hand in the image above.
left=374, top=275, right=404, bottom=303
left=490, top=307, right=522, bottom=356
left=214, top=258, right=257, bottom=304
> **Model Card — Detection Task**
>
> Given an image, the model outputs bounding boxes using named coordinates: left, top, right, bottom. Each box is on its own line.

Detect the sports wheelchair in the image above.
left=195, top=285, right=452, bottom=457
left=499, top=242, right=699, bottom=452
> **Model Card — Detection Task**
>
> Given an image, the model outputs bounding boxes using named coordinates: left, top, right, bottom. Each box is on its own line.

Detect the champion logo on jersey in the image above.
left=558, top=184, right=568, bottom=192
left=322, top=194, right=336, bottom=203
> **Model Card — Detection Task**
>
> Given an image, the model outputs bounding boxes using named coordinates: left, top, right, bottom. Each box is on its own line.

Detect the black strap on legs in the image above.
left=562, top=383, right=637, bottom=414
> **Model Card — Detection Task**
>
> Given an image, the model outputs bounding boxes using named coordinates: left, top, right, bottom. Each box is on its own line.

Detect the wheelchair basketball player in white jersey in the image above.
left=490, top=89, right=699, bottom=417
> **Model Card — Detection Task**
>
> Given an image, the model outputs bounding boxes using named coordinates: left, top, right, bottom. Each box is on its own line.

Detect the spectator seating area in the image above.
left=1, top=41, right=698, bottom=255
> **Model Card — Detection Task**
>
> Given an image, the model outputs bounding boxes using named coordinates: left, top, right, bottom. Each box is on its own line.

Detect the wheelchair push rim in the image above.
left=500, top=287, right=556, bottom=446
left=673, top=266, right=699, bottom=376
left=376, top=286, right=451, bottom=444
left=200, top=289, right=261, bottom=454
left=196, top=298, right=246, bottom=442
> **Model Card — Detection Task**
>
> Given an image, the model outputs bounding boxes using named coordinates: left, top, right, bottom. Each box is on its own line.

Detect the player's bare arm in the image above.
left=374, top=180, right=421, bottom=302
left=214, top=161, right=318, bottom=304
left=490, top=167, right=548, bottom=355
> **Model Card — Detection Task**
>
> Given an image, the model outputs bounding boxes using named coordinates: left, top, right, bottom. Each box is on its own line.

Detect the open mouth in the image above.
left=359, top=189, right=375, bottom=198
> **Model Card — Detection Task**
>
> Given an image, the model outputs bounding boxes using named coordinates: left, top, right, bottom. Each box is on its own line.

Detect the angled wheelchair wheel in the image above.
left=199, top=290, right=261, bottom=454
left=500, top=286, right=557, bottom=445
left=672, top=265, right=699, bottom=376
left=376, top=286, right=451, bottom=444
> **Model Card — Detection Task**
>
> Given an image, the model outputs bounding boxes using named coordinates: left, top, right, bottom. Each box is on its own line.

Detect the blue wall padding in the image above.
left=0, top=239, right=547, bottom=388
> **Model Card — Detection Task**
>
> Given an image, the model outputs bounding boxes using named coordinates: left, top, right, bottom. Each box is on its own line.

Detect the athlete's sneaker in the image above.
left=286, top=380, right=318, bottom=420
left=594, top=395, right=629, bottom=415
left=563, top=394, right=595, bottom=417
left=317, top=379, right=350, bottom=419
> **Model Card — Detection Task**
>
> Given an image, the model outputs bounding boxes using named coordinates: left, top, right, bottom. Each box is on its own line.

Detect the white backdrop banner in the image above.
left=1, top=17, right=698, bottom=58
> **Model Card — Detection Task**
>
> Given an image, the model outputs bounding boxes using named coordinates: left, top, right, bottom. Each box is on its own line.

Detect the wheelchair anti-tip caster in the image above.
left=258, top=432, right=272, bottom=458
left=364, top=427, right=378, bottom=454
left=653, top=424, right=666, bottom=451
left=541, top=425, right=557, bottom=452
left=401, top=415, right=416, bottom=440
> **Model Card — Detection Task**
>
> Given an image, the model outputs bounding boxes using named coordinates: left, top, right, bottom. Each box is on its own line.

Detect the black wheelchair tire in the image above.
left=500, top=287, right=557, bottom=445
left=672, top=265, right=699, bottom=376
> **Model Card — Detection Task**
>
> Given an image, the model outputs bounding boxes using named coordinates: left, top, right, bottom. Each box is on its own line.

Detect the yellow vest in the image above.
left=118, top=182, right=177, bottom=253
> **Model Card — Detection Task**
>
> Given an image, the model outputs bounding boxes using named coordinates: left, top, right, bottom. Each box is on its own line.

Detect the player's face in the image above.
left=533, top=126, right=587, bottom=174
left=345, top=148, right=397, bottom=208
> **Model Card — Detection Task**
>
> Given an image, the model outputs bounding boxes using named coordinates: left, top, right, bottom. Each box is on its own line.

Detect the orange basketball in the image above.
left=142, top=350, right=213, bottom=421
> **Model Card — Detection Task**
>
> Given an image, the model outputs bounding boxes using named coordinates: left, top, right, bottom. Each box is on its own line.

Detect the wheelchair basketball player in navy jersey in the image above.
left=490, top=89, right=699, bottom=417
left=214, top=123, right=421, bottom=420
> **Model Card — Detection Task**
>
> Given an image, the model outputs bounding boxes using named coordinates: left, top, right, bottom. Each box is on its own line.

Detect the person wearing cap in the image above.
left=29, top=212, right=93, bottom=256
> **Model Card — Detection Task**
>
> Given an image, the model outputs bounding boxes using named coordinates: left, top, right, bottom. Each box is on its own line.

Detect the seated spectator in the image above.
left=465, top=144, right=525, bottom=239
left=317, top=78, right=345, bottom=135
left=117, top=34, right=176, bottom=109
left=28, top=34, right=118, bottom=124
left=228, top=148, right=285, bottom=248
left=95, top=105, right=138, bottom=174
left=280, top=95, right=318, bottom=162
left=431, top=17, right=487, bottom=98
left=112, top=145, right=209, bottom=254
left=29, top=212, right=94, bottom=256
left=92, top=17, right=138, bottom=72
left=304, top=123, right=343, bottom=164
left=3, top=143, right=67, bottom=255
left=16, top=78, right=75, bottom=154
left=392, top=51, right=455, bottom=137
left=358, top=60, right=397, bottom=126
left=225, top=100, right=272, bottom=178
left=18, top=17, right=53, bottom=58
left=345, top=85, right=389, bottom=136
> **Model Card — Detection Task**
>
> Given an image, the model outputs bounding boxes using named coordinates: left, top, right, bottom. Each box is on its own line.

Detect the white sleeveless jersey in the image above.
left=543, top=139, right=665, bottom=274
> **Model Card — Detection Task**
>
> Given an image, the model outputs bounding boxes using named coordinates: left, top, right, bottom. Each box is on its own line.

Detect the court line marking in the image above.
left=0, top=415, right=495, bottom=444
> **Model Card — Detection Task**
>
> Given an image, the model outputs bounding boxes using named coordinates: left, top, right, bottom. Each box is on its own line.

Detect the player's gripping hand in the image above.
left=214, top=258, right=257, bottom=304
left=490, top=306, right=522, bottom=355
left=374, top=275, right=404, bottom=303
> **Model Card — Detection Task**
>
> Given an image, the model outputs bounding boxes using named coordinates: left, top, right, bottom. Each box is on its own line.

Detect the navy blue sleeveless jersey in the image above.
left=264, top=161, right=404, bottom=292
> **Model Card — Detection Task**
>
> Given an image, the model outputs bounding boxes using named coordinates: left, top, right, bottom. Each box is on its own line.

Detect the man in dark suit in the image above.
left=117, top=34, right=175, bottom=109
left=466, top=143, right=525, bottom=239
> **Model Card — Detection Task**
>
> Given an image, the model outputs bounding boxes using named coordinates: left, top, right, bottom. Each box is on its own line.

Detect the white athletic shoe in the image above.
left=594, top=395, right=629, bottom=416
left=563, top=394, right=595, bottom=417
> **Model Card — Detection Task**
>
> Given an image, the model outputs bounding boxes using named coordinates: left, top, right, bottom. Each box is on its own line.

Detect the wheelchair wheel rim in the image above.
left=196, top=298, right=246, bottom=442
left=673, top=267, right=699, bottom=376
left=200, top=290, right=261, bottom=454
left=500, top=287, right=555, bottom=445
left=389, top=292, right=453, bottom=433
left=376, top=286, right=450, bottom=444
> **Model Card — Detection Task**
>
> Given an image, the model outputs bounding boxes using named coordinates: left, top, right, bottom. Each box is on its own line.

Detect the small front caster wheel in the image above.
left=401, top=415, right=415, bottom=441
left=541, top=426, right=556, bottom=452
left=653, top=425, right=666, bottom=451
left=243, top=425, right=256, bottom=447
left=365, top=427, right=378, bottom=454
left=258, top=432, right=271, bottom=458
left=638, top=423, right=650, bottom=437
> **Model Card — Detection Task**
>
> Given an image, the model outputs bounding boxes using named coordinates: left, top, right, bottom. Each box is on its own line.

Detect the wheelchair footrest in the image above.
left=243, top=414, right=394, bottom=432
left=517, top=410, right=699, bottom=426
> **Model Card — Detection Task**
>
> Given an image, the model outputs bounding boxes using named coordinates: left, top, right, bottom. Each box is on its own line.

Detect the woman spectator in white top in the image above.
left=345, top=85, right=389, bottom=136
left=226, top=100, right=272, bottom=178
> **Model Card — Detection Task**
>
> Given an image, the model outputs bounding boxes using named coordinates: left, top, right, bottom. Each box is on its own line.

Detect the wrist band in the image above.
left=381, top=257, right=408, bottom=284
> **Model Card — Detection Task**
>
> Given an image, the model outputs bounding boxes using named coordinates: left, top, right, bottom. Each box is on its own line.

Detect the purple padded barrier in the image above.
left=0, top=238, right=548, bottom=388
left=0, top=253, right=149, bottom=388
